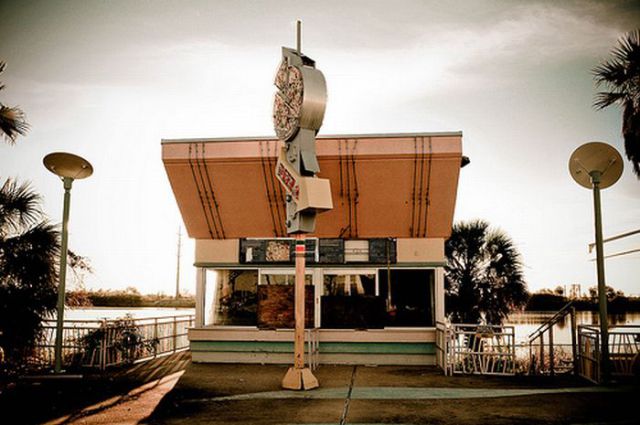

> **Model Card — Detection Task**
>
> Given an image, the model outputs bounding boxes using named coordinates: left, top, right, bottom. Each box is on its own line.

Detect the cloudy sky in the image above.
left=1, top=0, right=639, bottom=296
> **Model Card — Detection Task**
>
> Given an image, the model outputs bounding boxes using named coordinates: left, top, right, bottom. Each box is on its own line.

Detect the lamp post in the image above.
left=43, top=152, right=93, bottom=373
left=569, top=142, right=623, bottom=382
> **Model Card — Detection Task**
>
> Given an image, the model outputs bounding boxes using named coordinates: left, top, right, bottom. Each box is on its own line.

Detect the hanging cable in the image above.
left=199, top=143, right=225, bottom=238
left=345, top=139, right=353, bottom=238
left=416, top=137, right=426, bottom=238
left=410, top=137, right=418, bottom=237
left=268, top=140, right=287, bottom=236
left=350, top=139, right=359, bottom=237
left=423, top=137, right=433, bottom=238
left=188, top=143, right=215, bottom=238
left=259, top=140, right=279, bottom=237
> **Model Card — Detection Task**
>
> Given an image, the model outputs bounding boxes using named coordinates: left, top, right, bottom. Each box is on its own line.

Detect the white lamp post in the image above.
left=43, top=152, right=93, bottom=373
left=569, top=141, right=623, bottom=382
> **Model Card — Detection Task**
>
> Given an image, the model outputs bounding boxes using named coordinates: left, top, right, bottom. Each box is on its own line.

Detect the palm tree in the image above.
left=0, top=178, right=59, bottom=363
left=445, top=220, right=529, bottom=325
left=593, top=29, right=640, bottom=178
left=0, top=62, right=29, bottom=144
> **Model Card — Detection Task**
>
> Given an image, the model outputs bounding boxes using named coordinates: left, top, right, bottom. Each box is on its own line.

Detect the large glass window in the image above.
left=257, top=270, right=313, bottom=329
left=211, top=270, right=258, bottom=326
left=378, top=269, right=434, bottom=327
left=321, top=271, right=385, bottom=329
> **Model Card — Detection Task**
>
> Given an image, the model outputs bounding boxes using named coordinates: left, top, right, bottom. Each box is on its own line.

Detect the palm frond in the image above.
left=0, top=221, right=60, bottom=290
left=0, top=178, right=43, bottom=235
left=0, top=61, right=5, bottom=91
left=445, top=220, right=528, bottom=325
left=0, top=105, right=29, bottom=144
left=593, top=29, right=640, bottom=178
left=593, top=91, right=628, bottom=109
left=622, top=103, right=640, bottom=177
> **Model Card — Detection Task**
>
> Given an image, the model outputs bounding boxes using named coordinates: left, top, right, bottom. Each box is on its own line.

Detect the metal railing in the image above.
left=435, top=321, right=451, bottom=375
left=577, top=324, right=640, bottom=383
left=527, top=303, right=577, bottom=376
left=436, top=321, right=515, bottom=376
left=306, top=328, right=320, bottom=371
left=31, top=314, right=195, bottom=371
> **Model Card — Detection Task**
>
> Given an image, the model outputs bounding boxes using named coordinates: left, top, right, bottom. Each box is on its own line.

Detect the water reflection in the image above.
left=506, top=311, right=640, bottom=344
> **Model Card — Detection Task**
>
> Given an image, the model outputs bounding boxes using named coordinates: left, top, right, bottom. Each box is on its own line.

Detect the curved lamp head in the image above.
left=569, top=142, right=623, bottom=189
left=43, top=152, right=93, bottom=180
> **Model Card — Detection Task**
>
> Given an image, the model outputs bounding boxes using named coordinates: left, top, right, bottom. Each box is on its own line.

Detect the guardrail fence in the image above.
left=436, top=321, right=515, bottom=376
left=30, top=314, right=195, bottom=371
left=577, top=324, right=640, bottom=383
left=527, top=303, right=577, bottom=377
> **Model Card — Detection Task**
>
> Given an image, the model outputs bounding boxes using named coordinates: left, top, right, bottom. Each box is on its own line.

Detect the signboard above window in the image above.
left=239, top=238, right=395, bottom=265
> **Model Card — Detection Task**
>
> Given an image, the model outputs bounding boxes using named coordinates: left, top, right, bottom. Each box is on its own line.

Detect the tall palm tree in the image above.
left=593, top=29, right=640, bottom=178
left=0, top=178, right=59, bottom=363
left=0, top=62, right=29, bottom=144
left=445, top=220, right=529, bottom=325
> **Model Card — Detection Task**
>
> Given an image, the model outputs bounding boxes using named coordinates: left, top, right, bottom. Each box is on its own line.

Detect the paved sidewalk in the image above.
left=145, top=364, right=640, bottom=425
left=44, top=371, right=184, bottom=425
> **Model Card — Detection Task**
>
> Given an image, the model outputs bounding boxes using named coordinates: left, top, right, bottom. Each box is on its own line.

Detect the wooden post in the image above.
left=282, top=235, right=319, bottom=390
left=294, top=234, right=305, bottom=369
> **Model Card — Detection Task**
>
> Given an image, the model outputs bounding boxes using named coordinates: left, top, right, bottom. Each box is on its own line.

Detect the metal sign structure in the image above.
left=274, top=21, right=332, bottom=390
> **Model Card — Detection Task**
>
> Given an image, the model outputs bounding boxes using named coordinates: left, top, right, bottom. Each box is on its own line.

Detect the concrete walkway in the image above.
left=189, top=384, right=625, bottom=402
left=145, top=363, right=640, bottom=425
left=44, top=371, right=184, bottom=425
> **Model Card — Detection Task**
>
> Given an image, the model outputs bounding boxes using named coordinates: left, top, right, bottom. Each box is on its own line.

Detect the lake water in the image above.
left=63, top=307, right=195, bottom=321
left=62, top=307, right=640, bottom=346
left=506, top=311, right=640, bottom=345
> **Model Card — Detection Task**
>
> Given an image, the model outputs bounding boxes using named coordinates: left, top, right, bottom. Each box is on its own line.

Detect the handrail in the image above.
left=42, top=314, right=195, bottom=325
left=527, top=301, right=574, bottom=340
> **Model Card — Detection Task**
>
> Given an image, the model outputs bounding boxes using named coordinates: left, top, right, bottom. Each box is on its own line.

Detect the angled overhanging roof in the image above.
left=162, top=132, right=463, bottom=239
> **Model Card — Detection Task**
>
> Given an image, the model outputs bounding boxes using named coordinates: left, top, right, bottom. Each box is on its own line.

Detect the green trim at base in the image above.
left=190, top=340, right=435, bottom=355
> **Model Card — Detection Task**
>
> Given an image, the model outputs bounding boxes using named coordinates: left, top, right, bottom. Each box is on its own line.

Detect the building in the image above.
left=162, top=132, right=465, bottom=365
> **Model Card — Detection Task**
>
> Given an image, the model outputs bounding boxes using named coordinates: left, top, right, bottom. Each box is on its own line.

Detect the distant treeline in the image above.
left=526, top=293, right=640, bottom=313
left=66, top=288, right=195, bottom=308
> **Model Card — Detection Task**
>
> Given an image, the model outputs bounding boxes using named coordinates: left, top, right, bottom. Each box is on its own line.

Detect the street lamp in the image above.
left=43, top=152, right=93, bottom=373
left=569, top=141, right=623, bottom=382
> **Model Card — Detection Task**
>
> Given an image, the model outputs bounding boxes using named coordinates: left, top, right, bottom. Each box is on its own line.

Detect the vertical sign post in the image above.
left=273, top=21, right=332, bottom=390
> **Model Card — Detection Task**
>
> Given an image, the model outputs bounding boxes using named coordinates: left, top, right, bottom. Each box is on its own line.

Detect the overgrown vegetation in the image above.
left=66, top=287, right=195, bottom=308
left=75, top=315, right=159, bottom=367
left=526, top=287, right=640, bottom=312
left=445, top=220, right=529, bottom=325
